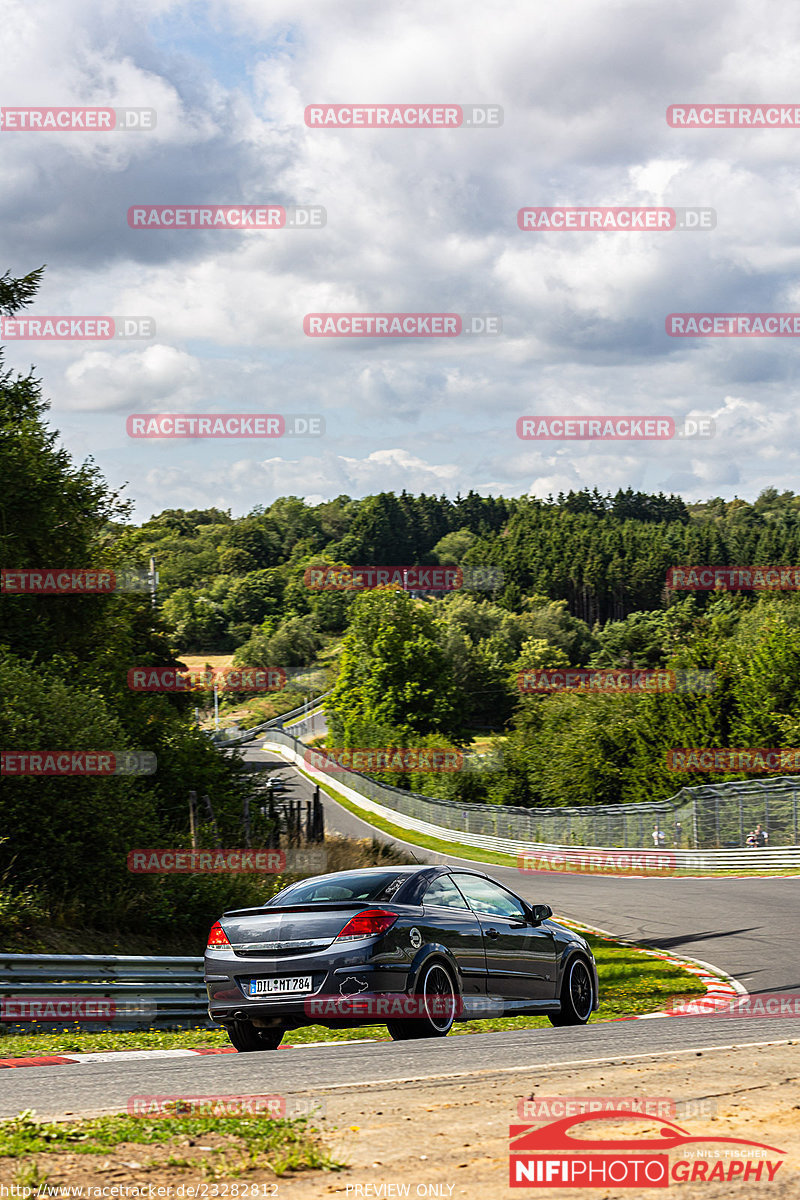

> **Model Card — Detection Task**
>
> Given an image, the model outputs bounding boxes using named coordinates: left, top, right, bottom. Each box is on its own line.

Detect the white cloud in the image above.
left=4, top=0, right=800, bottom=512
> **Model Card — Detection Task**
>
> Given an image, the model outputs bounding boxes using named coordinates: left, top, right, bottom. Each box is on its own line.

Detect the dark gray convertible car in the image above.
left=205, top=865, right=599, bottom=1051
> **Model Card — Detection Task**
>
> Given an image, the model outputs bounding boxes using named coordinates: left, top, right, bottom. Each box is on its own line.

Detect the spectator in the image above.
left=753, top=823, right=768, bottom=847
left=652, top=824, right=666, bottom=848
left=674, top=820, right=683, bottom=847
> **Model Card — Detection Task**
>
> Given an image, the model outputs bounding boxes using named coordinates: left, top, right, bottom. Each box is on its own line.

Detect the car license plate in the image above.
left=248, top=976, right=312, bottom=996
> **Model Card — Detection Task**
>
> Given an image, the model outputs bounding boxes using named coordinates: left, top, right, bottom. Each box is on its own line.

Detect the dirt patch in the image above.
left=2, top=1042, right=798, bottom=1197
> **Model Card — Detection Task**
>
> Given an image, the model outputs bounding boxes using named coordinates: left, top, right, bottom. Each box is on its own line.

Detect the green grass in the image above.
left=0, top=931, right=706, bottom=1059
left=0, top=1109, right=343, bottom=1177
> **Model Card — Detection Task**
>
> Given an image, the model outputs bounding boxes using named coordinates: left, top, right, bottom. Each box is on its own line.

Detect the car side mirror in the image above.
left=527, top=903, right=552, bottom=925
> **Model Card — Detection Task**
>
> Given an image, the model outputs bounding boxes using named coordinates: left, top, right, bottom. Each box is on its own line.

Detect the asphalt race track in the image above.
left=4, top=743, right=796, bottom=1121
left=246, top=744, right=800, bottom=998
left=1, top=1018, right=797, bottom=1120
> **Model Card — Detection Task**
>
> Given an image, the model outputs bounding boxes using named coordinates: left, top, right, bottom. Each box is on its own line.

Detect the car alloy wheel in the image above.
left=548, top=957, right=594, bottom=1026
left=386, top=961, right=457, bottom=1040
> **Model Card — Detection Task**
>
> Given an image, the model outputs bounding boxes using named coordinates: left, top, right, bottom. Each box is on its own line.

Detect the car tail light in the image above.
left=336, top=909, right=398, bottom=940
left=207, top=920, right=231, bottom=948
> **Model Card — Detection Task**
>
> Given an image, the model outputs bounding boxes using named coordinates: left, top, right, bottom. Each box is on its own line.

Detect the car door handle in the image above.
left=486, top=928, right=500, bottom=939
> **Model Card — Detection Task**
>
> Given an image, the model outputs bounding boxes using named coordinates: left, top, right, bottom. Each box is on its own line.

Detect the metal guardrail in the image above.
left=264, top=731, right=800, bottom=863
left=0, top=954, right=210, bottom=1032
left=213, top=691, right=332, bottom=748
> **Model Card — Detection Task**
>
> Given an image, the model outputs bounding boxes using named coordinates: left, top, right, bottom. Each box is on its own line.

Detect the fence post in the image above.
left=188, top=790, right=197, bottom=849
left=692, top=797, right=699, bottom=849
left=202, top=794, right=222, bottom=848
left=794, top=790, right=798, bottom=845
left=739, top=795, right=744, bottom=847
left=714, top=796, right=724, bottom=854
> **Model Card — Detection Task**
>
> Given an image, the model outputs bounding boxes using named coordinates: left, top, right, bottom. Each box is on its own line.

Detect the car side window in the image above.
left=423, top=876, right=470, bottom=909
left=452, top=874, right=527, bottom=919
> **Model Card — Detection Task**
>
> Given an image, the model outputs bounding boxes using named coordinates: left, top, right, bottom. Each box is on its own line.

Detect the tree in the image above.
left=328, top=589, right=464, bottom=743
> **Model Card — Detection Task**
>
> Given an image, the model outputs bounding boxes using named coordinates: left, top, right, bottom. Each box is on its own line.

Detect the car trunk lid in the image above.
left=220, top=903, right=371, bottom=956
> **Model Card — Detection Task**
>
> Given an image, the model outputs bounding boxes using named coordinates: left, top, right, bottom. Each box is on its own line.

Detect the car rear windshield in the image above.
left=273, top=871, right=410, bottom=905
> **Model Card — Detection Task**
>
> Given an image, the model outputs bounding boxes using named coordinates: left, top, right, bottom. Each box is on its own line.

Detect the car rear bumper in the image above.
left=205, top=950, right=412, bottom=1024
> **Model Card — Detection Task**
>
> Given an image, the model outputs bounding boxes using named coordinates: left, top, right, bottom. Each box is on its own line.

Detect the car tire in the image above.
left=548, top=956, right=594, bottom=1026
left=226, top=1019, right=284, bottom=1051
left=386, top=961, right=458, bottom=1041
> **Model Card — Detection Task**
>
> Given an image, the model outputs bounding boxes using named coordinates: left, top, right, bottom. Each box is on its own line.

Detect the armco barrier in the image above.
left=262, top=731, right=800, bottom=865
left=213, top=691, right=331, bottom=748
left=0, top=954, right=209, bottom=1032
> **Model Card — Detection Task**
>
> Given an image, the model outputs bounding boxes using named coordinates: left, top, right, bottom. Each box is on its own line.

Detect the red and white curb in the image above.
left=0, top=1039, right=384, bottom=1069
left=559, top=917, right=744, bottom=1020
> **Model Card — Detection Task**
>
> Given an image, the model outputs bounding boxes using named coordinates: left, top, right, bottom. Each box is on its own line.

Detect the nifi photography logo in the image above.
left=508, top=1108, right=785, bottom=1187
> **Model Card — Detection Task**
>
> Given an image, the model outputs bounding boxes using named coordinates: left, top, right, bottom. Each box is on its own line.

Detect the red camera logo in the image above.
left=509, top=1109, right=785, bottom=1187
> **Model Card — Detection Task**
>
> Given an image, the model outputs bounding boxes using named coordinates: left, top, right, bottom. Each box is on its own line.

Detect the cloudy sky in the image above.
left=3, top=0, right=800, bottom=519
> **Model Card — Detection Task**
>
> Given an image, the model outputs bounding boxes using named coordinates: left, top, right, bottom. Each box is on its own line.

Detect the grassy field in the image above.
left=0, top=929, right=706, bottom=1059
left=0, top=1109, right=342, bottom=1183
